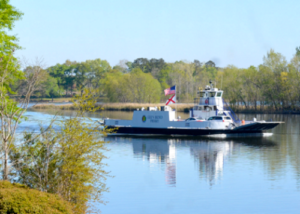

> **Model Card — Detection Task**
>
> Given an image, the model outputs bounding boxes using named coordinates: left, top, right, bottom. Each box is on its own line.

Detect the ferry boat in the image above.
left=104, top=83, right=283, bottom=137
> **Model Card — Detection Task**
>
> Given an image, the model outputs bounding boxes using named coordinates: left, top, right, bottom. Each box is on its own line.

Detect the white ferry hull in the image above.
left=105, top=121, right=281, bottom=136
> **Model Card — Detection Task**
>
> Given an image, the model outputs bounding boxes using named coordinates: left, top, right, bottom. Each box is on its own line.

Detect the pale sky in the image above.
left=10, top=0, right=300, bottom=68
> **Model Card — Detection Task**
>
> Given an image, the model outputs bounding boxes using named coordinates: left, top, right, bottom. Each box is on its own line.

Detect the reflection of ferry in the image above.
left=190, top=141, right=233, bottom=185
left=104, top=82, right=283, bottom=137
left=133, top=140, right=176, bottom=186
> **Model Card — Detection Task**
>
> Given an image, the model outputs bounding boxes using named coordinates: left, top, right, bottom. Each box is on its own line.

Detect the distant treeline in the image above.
left=12, top=48, right=300, bottom=110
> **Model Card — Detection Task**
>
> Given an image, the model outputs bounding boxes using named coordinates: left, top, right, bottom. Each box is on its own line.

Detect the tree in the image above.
left=0, top=1, right=27, bottom=180
left=113, top=59, right=129, bottom=73
left=131, top=58, right=149, bottom=72
left=16, top=66, right=55, bottom=100
left=75, top=59, right=111, bottom=95
left=169, top=61, right=196, bottom=102
left=1, top=60, right=47, bottom=180
left=103, top=68, right=161, bottom=103
left=296, top=46, right=300, bottom=57
left=10, top=90, right=109, bottom=213
left=43, top=76, right=60, bottom=100
left=47, top=61, right=77, bottom=96
left=263, top=49, right=287, bottom=74
left=0, top=0, right=23, bottom=93
left=131, top=58, right=166, bottom=74
left=0, top=0, right=23, bottom=56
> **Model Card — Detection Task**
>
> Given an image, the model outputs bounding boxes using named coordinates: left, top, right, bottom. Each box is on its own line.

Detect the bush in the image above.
left=0, top=181, right=73, bottom=214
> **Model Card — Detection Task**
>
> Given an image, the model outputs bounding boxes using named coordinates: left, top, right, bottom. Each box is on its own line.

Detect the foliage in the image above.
left=215, top=49, right=300, bottom=111
left=47, top=61, right=77, bottom=96
left=43, top=76, right=60, bottom=98
left=1, top=2, right=109, bottom=214
left=0, top=0, right=23, bottom=93
left=0, top=181, right=74, bottom=214
left=0, top=0, right=38, bottom=182
left=131, top=58, right=166, bottom=73
left=14, top=66, right=60, bottom=99
left=37, top=48, right=300, bottom=108
left=296, top=46, right=300, bottom=57
left=0, top=63, right=48, bottom=181
left=10, top=90, right=109, bottom=213
left=0, top=0, right=23, bottom=55
left=103, top=68, right=161, bottom=103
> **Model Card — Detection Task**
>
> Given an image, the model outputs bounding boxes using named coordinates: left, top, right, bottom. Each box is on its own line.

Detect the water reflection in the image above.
left=23, top=109, right=300, bottom=213
left=132, top=140, right=177, bottom=186
left=189, top=141, right=232, bottom=185
left=107, top=136, right=279, bottom=188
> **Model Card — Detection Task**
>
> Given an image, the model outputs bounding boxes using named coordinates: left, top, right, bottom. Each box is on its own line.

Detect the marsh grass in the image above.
left=31, top=103, right=300, bottom=114
left=232, top=105, right=300, bottom=114
left=31, top=103, right=194, bottom=112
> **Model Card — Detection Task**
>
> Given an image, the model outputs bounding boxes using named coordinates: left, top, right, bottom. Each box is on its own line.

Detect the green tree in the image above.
left=30, top=74, right=61, bottom=100
left=0, top=0, right=23, bottom=54
left=296, top=46, right=300, bottom=57
left=0, top=0, right=23, bottom=92
left=0, top=1, right=41, bottom=181
left=47, top=61, right=77, bottom=96
left=103, top=68, right=161, bottom=103
left=75, top=59, right=111, bottom=95
left=10, top=90, right=109, bottom=213
left=1, top=62, right=46, bottom=180
left=263, top=49, right=287, bottom=74
left=131, top=58, right=166, bottom=74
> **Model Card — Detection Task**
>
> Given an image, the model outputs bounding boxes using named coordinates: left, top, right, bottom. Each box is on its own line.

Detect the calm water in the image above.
left=24, top=108, right=300, bottom=214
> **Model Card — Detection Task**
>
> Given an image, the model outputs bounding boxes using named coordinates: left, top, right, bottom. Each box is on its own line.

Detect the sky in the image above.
left=10, top=0, right=300, bottom=68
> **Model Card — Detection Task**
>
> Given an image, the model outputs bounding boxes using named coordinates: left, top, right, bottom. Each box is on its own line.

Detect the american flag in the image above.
left=164, top=85, right=176, bottom=96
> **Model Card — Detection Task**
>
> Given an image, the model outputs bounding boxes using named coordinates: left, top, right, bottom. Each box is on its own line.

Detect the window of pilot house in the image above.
left=216, top=92, right=222, bottom=97
left=199, top=92, right=205, bottom=97
left=209, top=92, right=216, bottom=97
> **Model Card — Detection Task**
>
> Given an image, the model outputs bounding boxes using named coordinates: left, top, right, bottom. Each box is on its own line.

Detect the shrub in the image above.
left=0, top=181, right=73, bottom=214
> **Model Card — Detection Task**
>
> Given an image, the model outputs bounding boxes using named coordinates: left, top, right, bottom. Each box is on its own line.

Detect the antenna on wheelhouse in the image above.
left=209, top=79, right=213, bottom=89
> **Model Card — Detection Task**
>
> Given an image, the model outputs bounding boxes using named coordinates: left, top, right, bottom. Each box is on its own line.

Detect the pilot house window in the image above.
left=194, top=106, right=202, bottom=110
left=209, top=92, right=216, bottom=97
left=199, top=92, right=205, bottom=97
left=216, top=92, right=222, bottom=97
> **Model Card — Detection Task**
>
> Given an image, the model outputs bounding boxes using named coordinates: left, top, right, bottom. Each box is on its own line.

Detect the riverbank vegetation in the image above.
left=0, top=1, right=109, bottom=213
left=32, top=102, right=194, bottom=112
left=10, top=98, right=109, bottom=213
left=11, top=49, right=300, bottom=113
left=0, top=181, right=74, bottom=214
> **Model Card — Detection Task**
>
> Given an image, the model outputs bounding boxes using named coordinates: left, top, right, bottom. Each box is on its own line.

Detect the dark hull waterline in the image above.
left=105, top=122, right=281, bottom=137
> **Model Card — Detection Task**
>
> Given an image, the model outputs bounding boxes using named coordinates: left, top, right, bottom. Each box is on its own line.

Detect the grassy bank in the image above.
left=231, top=106, right=300, bottom=114
left=30, top=103, right=300, bottom=114
left=31, top=103, right=194, bottom=112
left=28, top=97, right=107, bottom=103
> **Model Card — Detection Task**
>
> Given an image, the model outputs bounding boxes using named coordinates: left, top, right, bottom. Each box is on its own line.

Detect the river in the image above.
left=21, top=108, right=300, bottom=214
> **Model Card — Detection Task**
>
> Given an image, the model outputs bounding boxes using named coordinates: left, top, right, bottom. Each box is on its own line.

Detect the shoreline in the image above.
left=29, top=103, right=300, bottom=114
left=29, top=103, right=194, bottom=112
